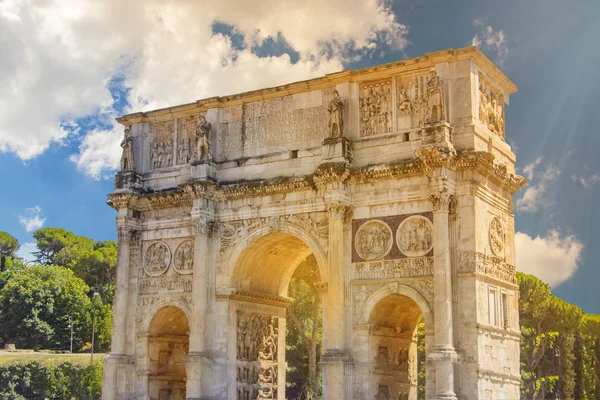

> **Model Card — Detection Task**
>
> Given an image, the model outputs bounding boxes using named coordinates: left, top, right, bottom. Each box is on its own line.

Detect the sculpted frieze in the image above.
left=177, top=116, right=197, bottom=165
left=395, top=69, right=446, bottom=129
left=236, top=311, right=279, bottom=399
left=457, top=251, right=516, bottom=285
left=354, top=257, right=434, bottom=280
left=396, top=216, right=433, bottom=257
left=150, top=121, right=174, bottom=170
left=355, top=220, right=393, bottom=261
left=139, top=275, right=193, bottom=295
left=173, top=240, right=194, bottom=274
left=144, top=241, right=171, bottom=277
left=360, top=80, right=392, bottom=137
left=479, top=79, right=505, bottom=139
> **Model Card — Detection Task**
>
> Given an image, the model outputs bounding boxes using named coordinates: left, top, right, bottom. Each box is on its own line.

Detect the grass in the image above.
left=0, top=351, right=107, bottom=367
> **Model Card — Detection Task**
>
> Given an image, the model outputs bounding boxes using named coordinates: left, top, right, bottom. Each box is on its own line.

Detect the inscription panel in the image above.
left=219, top=90, right=331, bottom=159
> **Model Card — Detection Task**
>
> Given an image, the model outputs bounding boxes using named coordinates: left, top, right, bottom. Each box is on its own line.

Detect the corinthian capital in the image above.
left=193, top=217, right=215, bottom=236
left=430, top=193, right=453, bottom=212
left=118, top=227, right=139, bottom=244
left=326, top=202, right=352, bottom=222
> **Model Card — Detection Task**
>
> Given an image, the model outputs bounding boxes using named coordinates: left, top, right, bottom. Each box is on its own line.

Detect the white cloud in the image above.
left=0, top=0, right=408, bottom=178
left=515, top=230, right=583, bottom=288
left=572, top=174, right=600, bottom=189
left=472, top=18, right=508, bottom=64
left=18, top=206, right=46, bottom=232
left=16, top=241, right=37, bottom=262
left=516, top=157, right=560, bottom=212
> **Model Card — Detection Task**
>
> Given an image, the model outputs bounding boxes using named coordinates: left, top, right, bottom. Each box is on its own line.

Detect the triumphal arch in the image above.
left=103, top=47, right=526, bottom=400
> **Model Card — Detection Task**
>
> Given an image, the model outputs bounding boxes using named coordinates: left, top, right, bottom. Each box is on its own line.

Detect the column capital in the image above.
left=326, top=202, right=352, bottom=222
left=430, top=193, right=454, bottom=212
left=192, top=217, right=215, bottom=236
left=117, top=226, right=140, bottom=245
left=107, top=192, right=136, bottom=211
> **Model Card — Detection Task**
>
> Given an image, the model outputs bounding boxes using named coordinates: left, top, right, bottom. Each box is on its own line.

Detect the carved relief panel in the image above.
left=144, top=241, right=171, bottom=277
left=479, top=78, right=505, bottom=139
left=177, top=116, right=197, bottom=164
left=352, top=213, right=434, bottom=262
left=360, top=80, right=393, bottom=136
left=236, top=311, right=279, bottom=400
left=396, top=216, right=433, bottom=257
left=395, top=70, right=446, bottom=130
left=150, top=121, right=174, bottom=170
left=173, top=240, right=194, bottom=274
left=355, top=220, right=393, bottom=261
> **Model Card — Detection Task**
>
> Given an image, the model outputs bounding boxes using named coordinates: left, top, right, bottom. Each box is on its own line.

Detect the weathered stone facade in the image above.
left=103, top=47, right=525, bottom=400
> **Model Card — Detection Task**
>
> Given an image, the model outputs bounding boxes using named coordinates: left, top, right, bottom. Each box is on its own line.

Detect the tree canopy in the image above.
left=0, top=231, right=19, bottom=271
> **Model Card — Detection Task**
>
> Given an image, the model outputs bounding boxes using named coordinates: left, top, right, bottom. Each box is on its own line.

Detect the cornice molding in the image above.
left=455, top=151, right=527, bottom=194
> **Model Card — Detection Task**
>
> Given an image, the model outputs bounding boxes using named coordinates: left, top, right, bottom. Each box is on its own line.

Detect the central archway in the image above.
left=228, top=230, right=326, bottom=400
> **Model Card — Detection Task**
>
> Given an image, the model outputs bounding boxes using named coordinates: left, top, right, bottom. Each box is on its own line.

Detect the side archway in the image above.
left=358, top=283, right=433, bottom=327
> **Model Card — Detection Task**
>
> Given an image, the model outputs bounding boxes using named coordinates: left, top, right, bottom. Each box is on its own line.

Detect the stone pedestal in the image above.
left=114, top=171, right=141, bottom=190
left=102, top=355, right=135, bottom=400
left=322, top=136, right=352, bottom=162
left=191, top=160, right=217, bottom=181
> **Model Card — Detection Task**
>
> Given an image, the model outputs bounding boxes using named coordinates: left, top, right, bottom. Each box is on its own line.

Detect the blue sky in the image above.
left=1, top=0, right=598, bottom=312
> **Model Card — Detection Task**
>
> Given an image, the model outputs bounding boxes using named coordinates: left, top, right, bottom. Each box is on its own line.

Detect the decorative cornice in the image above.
left=107, top=192, right=136, bottom=210
left=116, top=47, right=515, bottom=125
left=228, top=289, right=294, bottom=308
left=455, top=151, right=527, bottom=194
left=314, top=162, right=351, bottom=189
left=415, top=145, right=457, bottom=170
left=349, top=158, right=425, bottom=184
left=180, top=180, right=220, bottom=201
left=222, top=176, right=313, bottom=200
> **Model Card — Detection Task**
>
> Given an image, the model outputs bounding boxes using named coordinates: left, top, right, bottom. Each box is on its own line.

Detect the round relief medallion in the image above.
left=355, top=220, right=393, bottom=261
left=489, top=217, right=504, bottom=256
left=173, top=240, right=194, bottom=274
left=144, top=241, right=171, bottom=277
left=396, top=216, right=433, bottom=257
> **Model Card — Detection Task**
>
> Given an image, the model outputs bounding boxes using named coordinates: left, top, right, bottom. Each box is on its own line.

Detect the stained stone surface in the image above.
left=104, top=47, right=524, bottom=400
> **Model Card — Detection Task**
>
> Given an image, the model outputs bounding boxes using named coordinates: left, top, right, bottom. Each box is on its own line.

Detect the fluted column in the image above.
left=430, top=193, right=457, bottom=399
left=184, top=204, right=213, bottom=399
left=103, top=214, right=136, bottom=400
left=321, top=202, right=350, bottom=400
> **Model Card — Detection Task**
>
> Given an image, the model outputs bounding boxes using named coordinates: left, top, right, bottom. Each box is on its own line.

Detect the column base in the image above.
left=102, top=354, right=135, bottom=400
left=320, top=349, right=353, bottom=400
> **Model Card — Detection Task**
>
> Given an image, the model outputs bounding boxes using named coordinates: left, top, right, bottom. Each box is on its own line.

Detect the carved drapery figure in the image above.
left=195, top=114, right=212, bottom=161
left=150, top=122, right=174, bottom=170
left=120, top=126, right=134, bottom=171
left=360, top=81, right=392, bottom=136
left=397, top=86, right=412, bottom=115
left=479, top=81, right=505, bottom=138
left=328, top=89, right=344, bottom=138
left=397, top=347, right=408, bottom=369
left=355, top=220, right=393, bottom=261
left=426, top=69, right=445, bottom=124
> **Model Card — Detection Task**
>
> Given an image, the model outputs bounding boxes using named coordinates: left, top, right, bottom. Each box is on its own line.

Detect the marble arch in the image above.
left=103, top=47, right=526, bottom=400
left=358, top=284, right=432, bottom=327
left=219, top=222, right=329, bottom=294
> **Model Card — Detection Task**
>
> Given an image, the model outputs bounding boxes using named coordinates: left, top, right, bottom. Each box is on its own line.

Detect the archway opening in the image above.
left=232, top=232, right=324, bottom=400
left=369, top=294, right=423, bottom=400
left=148, top=306, right=189, bottom=400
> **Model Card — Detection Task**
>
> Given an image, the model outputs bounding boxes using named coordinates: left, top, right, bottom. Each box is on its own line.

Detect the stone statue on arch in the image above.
left=195, top=113, right=212, bottom=162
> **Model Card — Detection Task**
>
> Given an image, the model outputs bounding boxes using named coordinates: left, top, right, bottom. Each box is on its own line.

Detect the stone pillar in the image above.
left=321, top=203, right=350, bottom=400
left=103, top=214, right=136, bottom=400
left=184, top=203, right=213, bottom=400
left=430, top=193, right=457, bottom=399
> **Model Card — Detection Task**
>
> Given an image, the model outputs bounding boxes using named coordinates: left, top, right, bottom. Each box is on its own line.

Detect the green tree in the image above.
left=518, top=272, right=583, bottom=399
left=70, top=242, right=117, bottom=304
left=0, top=265, right=111, bottom=351
left=286, top=259, right=322, bottom=399
left=0, top=231, right=19, bottom=271
left=33, top=227, right=94, bottom=266
left=0, top=362, right=54, bottom=400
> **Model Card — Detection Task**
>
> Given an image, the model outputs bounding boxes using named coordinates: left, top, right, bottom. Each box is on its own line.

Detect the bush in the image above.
left=0, top=360, right=103, bottom=399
